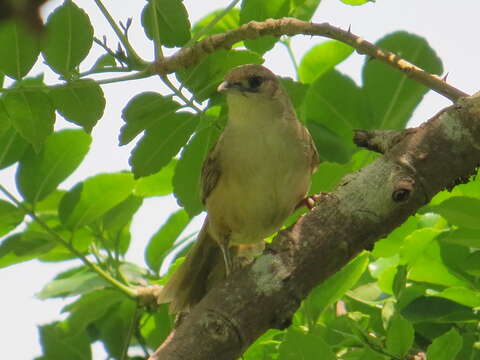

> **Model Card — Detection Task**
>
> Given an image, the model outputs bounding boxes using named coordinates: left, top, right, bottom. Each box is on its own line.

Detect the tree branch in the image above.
left=149, top=93, right=480, bottom=359
left=152, top=18, right=469, bottom=102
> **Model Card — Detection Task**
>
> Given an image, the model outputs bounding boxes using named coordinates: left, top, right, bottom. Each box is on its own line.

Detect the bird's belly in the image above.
left=206, top=143, right=310, bottom=245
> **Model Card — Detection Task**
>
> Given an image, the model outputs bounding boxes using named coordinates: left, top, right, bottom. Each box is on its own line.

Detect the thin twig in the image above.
left=0, top=184, right=137, bottom=299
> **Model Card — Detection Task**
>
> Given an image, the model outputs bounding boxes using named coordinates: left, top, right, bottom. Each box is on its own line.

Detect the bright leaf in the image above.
left=129, top=112, right=198, bottom=178
left=192, top=8, right=240, bottom=39
left=304, top=252, right=369, bottom=323
left=386, top=313, right=414, bottom=358
left=431, top=196, right=480, bottom=229
left=299, top=40, right=353, bottom=83
left=17, top=129, right=91, bottom=203
left=120, top=92, right=182, bottom=145
left=0, top=21, right=40, bottom=79
left=290, top=0, right=322, bottom=21
left=141, top=0, right=191, bottom=47
left=3, top=89, right=55, bottom=151
left=0, top=200, right=24, bottom=237
left=363, top=32, right=443, bottom=130
left=240, top=0, right=291, bottom=53
left=134, top=159, right=176, bottom=197
left=37, top=270, right=107, bottom=299
left=340, top=0, right=373, bottom=5
left=50, top=80, right=106, bottom=132
left=146, top=209, right=191, bottom=273
left=426, top=328, right=463, bottom=360
left=278, top=327, right=335, bottom=360
left=42, top=0, right=93, bottom=76
left=59, top=172, right=135, bottom=229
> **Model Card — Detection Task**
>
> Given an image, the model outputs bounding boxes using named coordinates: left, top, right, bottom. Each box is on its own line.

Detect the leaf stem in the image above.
left=93, top=0, right=145, bottom=67
left=185, top=0, right=241, bottom=47
left=0, top=184, right=137, bottom=299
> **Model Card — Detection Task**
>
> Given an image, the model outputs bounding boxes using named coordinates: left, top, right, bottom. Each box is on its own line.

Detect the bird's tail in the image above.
left=157, top=217, right=224, bottom=313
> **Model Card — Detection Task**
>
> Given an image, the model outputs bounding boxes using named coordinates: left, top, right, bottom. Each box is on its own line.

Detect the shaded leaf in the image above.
left=0, top=231, right=55, bottom=268
left=50, top=80, right=105, bottom=132
left=142, top=0, right=191, bottom=47
left=59, top=173, right=135, bottom=229
left=130, top=112, right=198, bottom=178
left=363, top=32, right=442, bottom=130
left=39, top=321, right=92, bottom=360
left=173, top=119, right=220, bottom=216
left=431, top=196, right=480, bottom=229
left=141, top=305, right=172, bottom=349
left=290, top=0, right=322, bottom=21
left=0, top=126, right=30, bottom=169
left=17, top=129, right=91, bottom=203
left=0, top=20, right=40, bottom=79
left=120, top=92, right=181, bottom=145
left=43, top=0, right=93, bottom=76
left=402, top=297, right=476, bottom=323
left=145, top=209, right=190, bottom=273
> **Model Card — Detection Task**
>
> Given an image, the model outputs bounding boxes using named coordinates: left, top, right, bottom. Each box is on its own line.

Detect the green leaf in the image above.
left=141, top=0, right=191, bottom=47
left=340, top=0, right=373, bottom=5
left=427, top=287, right=480, bottom=308
left=134, top=159, right=176, bottom=197
left=0, top=200, right=24, bottom=236
left=145, top=209, right=190, bottom=272
left=306, top=122, right=354, bottom=164
left=240, top=0, right=291, bottom=53
left=59, top=173, right=135, bottom=229
left=305, top=252, right=369, bottom=322
left=140, top=306, right=172, bottom=349
left=90, top=54, right=116, bottom=72
left=0, top=126, right=29, bottom=169
left=176, top=49, right=263, bottom=101
left=402, top=297, right=476, bottom=323
left=299, top=41, right=353, bottom=83
left=0, top=21, right=40, bottom=79
left=102, top=195, right=143, bottom=232
left=0, top=231, right=55, bottom=268
left=278, top=327, right=335, bottom=360
left=392, top=264, right=407, bottom=299
left=426, top=328, right=463, bottom=360
left=37, top=270, right=107, bottom=299
left=63, top=289, right=124, bottom=334
left=50, top=80, right=105, bottom=132
left=39, top=321, right=92, bottom=360
left=279, top=77, right=309, bottom=113
left=3, top=89, right=55, bottom=151
left=130, top=112, right=198, bottom=178
left=386, top=313, right=414, bottom=357
left=120, top=92, right=181, bottom=145
left=290, top=0, right=322, bottom=21
left=431, top=196, right=480, bottom=229
left=173, top=120, right=220, bottom=216
left=372, top=216, right=419, bottom=258
left=192, top=8, right=240, bottom=39
left=97, top=298, right=137, bottom=359
left=17, top=129, right=91, bottom=203
left=363, top=32, right=443, bottom=130
left=438, top=228, right=480, bottom=248
left=43, top=0, right=93, bottom=76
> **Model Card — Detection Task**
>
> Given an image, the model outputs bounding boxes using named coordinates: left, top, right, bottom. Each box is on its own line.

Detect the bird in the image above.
left=158, top=64, right=319, bottom=313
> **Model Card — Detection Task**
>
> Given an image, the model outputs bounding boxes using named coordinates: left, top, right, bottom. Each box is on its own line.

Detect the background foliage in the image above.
left=0, top=0, right=479, bottom=359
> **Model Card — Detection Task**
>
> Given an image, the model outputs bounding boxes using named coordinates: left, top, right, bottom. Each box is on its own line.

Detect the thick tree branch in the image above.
left=150, top=94, right=480, bottom=359
left=152, top=18, right=469, bottom=102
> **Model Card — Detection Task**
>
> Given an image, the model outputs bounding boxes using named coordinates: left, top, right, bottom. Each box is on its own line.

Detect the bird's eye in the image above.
left=248, top=76, right=263, bottom=89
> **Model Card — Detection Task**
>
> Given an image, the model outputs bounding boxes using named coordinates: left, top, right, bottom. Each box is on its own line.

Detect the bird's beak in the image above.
left=217, top=81, right=230, bottom=93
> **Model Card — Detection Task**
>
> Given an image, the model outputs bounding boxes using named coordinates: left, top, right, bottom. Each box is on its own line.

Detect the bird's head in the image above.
left=218, top=64, right=282, bottom=100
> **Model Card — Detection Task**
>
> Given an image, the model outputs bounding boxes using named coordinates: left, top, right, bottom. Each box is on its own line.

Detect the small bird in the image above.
left=159, top=64, right=319, bottom=313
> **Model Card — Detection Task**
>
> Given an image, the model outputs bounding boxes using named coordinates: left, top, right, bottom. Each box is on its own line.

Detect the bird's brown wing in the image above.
left=303, top=126, right=320, bottom=173
left=201, top=137, right=222, bottom=205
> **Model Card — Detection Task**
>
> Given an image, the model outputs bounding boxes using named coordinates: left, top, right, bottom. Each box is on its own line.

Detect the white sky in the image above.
left=1, top=0, right=479, bottom=358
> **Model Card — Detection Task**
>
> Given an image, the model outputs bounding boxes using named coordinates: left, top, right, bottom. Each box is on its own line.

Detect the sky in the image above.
left=1, top=0, right=479, bottom=358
